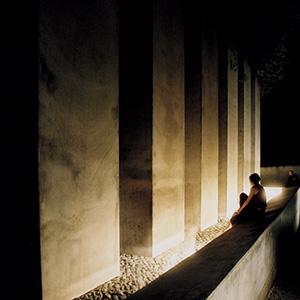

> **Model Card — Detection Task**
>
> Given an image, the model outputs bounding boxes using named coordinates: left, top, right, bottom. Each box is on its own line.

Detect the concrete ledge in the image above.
left=128, top=187, right=299, bottom=300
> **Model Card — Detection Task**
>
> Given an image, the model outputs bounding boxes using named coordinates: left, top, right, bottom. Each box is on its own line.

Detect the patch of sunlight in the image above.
left=264, top=187, right=282, bottom=201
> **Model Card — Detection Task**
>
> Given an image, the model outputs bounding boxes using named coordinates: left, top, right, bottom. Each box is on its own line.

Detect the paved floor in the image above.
left=267, top=229, right=300, bottom=300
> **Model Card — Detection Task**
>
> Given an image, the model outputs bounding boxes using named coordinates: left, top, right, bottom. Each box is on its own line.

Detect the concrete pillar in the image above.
left=254, top=77, right=261, bottom=173
left=238, top=58, right=252, bottom=194
left=237, top=55, right=244, bottom=194
left=120, top=0, right=184, bottom=257
left=226, top=47, right=239, bottom=216
left=200, top=23, right=219, bottom=229
left=119, top=0, right=153, bottom=257
left=39, top=1, right=119, bottom=300
left=218, top=39, right=228, bottom=220
left=251, top=71, right=256, bottom=174
left=243, top=61, right=252, bottom=192
left=152, top=0, right=185, bottom=256
left=219, top=44, right=239, bottom=219
left=184, top=6, right=202, bottom=240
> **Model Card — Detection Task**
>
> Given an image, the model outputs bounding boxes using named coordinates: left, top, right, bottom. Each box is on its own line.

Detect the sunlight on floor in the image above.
left=264, top=187, right=282, bottom=201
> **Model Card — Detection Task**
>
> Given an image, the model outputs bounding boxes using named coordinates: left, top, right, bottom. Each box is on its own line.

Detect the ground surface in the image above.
left=74, top=220, right=230, bottom=300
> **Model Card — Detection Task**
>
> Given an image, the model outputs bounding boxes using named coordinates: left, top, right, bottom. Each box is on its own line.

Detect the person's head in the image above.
left=249, top=173, right=261, bottom=185
left=289, top=170, right=294, bottom=176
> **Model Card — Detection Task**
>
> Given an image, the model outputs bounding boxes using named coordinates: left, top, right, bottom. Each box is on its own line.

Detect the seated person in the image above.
left=230, top=173, right=267, bottom=225
left=285, top=170, right=300, bottom=187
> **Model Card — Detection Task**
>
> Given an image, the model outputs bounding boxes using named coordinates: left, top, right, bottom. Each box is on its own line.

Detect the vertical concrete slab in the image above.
left=226, top=47, right=239, bottom=216
left=120, top=0, right=184, bottom=257
left=119, top=0, right=153, bottom=257
left=219, top=43, right=239, bottom=219
left=39, top=1, right=119, bottom=300
left=237, top=55, right=244, bottom=194
left=243, top=61, right=252, bottom=192
left=251, top=71, right=256, bottom=174
left=153, top=0, right=185, bottom=256
left=218, top=38, right=228, bottom=220
left=200, top=22, right=219, bottom=229
left=184, top=5, right=202, bottom=240
left=255, top=77, right=261, bottom=173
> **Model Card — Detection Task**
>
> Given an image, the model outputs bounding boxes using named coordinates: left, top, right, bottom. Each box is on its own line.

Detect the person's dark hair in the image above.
left=249, top=173, right=261, bottom=184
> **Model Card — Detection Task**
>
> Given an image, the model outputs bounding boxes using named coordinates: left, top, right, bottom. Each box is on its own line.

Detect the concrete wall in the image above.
left=261, top=166, right=300, bottom=187
left=184, top=7, right=202, bottom=240
left=208, top=188, right=300, bottom=300
left=200, top=22, right=219, bottom=229
left=153, top=0, right=185, bottom=256
left=39, top=1, right=119, bottom=299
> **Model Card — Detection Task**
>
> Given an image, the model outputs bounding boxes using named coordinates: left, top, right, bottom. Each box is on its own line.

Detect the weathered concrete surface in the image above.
left=218, top=39, right=228, bottom=219
left=243, top=61, right=252, bottom=192
left=209, top=187, right=300, bottom=300
left=184, top=7, right=202, bottom=240
left=153, top=0, right=185, bottom=256
left=120, top=0, right=184, bottom=257
left=267, top=226, right=300, bottom=299
left=261, top=165, right=300, bottom=187
left=254, top=77, right=261, bottom=173
left=219, top=44, right=239, bottom=219
left=201, top=22, right=219, bottom=229
left=226, top=47, right=239, bottom=217
left=119, top=0, right=153, bottom=257
left=251, top=74, right=261, bottom=174
left=39, top=1, right=119, bottom=299
left=127, top=188, right=299, bottom=300
left=237, top=55, right=244, bottom=194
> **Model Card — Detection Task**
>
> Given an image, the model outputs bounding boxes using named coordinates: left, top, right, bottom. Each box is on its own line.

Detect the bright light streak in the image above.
left=264, top=187, right=282, bottom=201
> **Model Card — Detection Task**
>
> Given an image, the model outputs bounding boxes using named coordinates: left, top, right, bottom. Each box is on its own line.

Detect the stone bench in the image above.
left=128, top=187, right=300, bottom=300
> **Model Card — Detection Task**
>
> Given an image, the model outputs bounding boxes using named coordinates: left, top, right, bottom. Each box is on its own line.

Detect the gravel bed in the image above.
left=74, top=220, right=230, bottom=300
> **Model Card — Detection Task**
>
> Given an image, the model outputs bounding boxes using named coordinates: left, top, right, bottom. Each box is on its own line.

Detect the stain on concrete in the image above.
left=40, top=135, right=82, bottom=181
left=39, top=55, right=58, bottom=94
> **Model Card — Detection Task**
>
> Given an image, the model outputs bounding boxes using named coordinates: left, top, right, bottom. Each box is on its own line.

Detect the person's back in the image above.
left=230, top=173, right=266, bottom=225
left=248, top=183, right=267, bottom=213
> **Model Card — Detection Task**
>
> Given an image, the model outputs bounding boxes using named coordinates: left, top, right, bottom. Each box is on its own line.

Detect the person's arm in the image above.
left=238, top=187, right=256, bottom=213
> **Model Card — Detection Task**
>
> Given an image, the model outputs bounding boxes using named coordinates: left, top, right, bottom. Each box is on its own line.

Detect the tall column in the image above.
left=243, top=61, right=252, bottom=192
left=119, top=0, right=153, bottom=257
left=184, top=4, right=202, bottom=240
left=226, top=47, right=239, bottom=216
left=218, top=38, right=228, bottom=220
left=254, top=77, right=261, bottom=173
left=237, top=55, right=244, bottom=194
left=227, top=46, right=239, bottom=217
left=152, top=0, right=185, bottom=256
left=120, top=0, right=184, bottom=257
left=39, top=1, right=119, bottom=299
left=200, top=22, right=219, bottom=229
left=251, top=71, right=256, bottom=174
left=219, top=43, right=239, bottom=219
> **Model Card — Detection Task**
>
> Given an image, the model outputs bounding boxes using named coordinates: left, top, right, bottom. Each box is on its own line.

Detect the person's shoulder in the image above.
left=251, top=185, right=259, bottom=194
